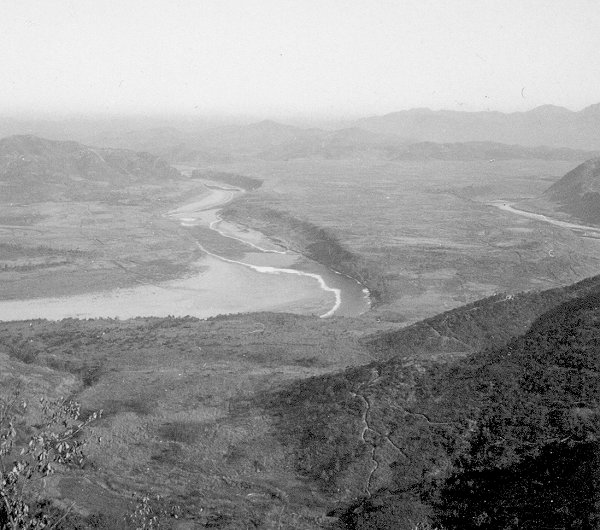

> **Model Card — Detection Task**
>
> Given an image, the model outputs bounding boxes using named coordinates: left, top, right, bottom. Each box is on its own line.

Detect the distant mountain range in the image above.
left=0, top=135, right=182, bottom=201
left=3, top=104, right=600, bottom=163
left=355, top=104, right=600, bottom=150
left=81, top=119, right=598, bottom=164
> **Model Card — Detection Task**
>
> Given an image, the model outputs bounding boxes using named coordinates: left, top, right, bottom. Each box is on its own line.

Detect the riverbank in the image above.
left=489, top=200, right=600, bottom=236
left=169, top=179, right=371, bottom=318
left=222, top=201, right=387, bottom=305
left=0, top=179, right=370, bottom=321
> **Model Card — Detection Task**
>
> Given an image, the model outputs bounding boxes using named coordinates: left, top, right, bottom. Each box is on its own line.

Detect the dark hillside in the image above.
left=264, top=281, right=600, bottom=528
left=3, top=275, right=600, bottom=526
left=366, top=274, right=600, bottom=359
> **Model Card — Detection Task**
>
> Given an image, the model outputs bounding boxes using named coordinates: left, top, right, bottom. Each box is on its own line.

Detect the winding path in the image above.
left=349, top=386, right=378, bottom=498
left=349, top=369, right=410, bottom=498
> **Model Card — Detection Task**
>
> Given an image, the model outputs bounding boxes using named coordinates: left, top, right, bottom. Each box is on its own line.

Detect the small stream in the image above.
left=489, top=200, right=600, bottom=237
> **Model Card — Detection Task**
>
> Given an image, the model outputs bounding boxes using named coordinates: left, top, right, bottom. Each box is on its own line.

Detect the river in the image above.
left=489, top=200, right=600, bottom=237
left=0, top=180, right=370, bottom=321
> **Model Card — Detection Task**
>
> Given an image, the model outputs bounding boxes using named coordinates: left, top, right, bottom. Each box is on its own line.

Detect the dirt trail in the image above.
left=349, top=368, right=410, bottom=497
left=349, top=387, right=377, bottom=498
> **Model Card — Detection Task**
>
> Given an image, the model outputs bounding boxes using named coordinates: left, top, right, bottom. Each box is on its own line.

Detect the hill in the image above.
left=355, top=104, right=600, bottom=150
left=364, top=273, right=600, bottom=359
left=3, top=272, right=600, bottom=527
left=187, top=120, right=324, bottom=160
left=0, top=312, right=379, bottom=529
left=0, top=135, right=182, bottom=202
left=263, top=274, right=600, bottom=528
left=542, top=156, right=600, bottom=223
left=0, top=135, right=206, bottom=299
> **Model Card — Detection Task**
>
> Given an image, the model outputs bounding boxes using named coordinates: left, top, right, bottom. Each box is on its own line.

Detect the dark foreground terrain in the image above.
left=3, top=273, right=600, bottom=528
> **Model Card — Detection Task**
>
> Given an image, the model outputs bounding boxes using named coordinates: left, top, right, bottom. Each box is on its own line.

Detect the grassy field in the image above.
left=211, top=158, right=600, bottom=323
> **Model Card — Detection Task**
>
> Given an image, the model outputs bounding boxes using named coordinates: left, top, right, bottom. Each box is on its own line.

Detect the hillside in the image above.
left=2, top=271, right=600, bottom=527
left=355, top=104, right=600, bottom=150
left=0, top=312, right=380, bottom=529
left=542, top=156, right=600, bottom=223
left=0, top=272, right=600, bottom=530
left=0, top=135, right=182, bottom=202
left=264, top=274, right=600, bottom=528
left=0, top=135, right=206, bottom=299
left=186, top=120, right=323, bottom=160
left=365, top=274, right=600, bottom=359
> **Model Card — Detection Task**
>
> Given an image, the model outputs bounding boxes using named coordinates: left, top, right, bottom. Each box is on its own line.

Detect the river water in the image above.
left=489, top=200, right=600, bottom=236
left=0, top=181, right=370, bottom=321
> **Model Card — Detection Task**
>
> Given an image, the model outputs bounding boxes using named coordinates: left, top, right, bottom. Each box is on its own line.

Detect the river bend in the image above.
left=0, top=180, right=370, bottom=321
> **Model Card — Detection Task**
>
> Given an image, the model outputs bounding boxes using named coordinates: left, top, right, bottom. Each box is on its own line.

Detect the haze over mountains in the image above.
left=65, top=104, right=600, bottom=162
left=2, top=104, right=600, bottom=165
left=356, top=103, right=600, bottom=150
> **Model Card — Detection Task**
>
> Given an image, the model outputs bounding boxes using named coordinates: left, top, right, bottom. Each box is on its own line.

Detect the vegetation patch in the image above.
left=262, top=283, right=600, bottom=528
left=158, top=421, right=205, bottom=444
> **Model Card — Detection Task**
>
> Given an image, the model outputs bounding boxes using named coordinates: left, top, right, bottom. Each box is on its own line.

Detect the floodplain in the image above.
left=216, top=158, right=600, bottom=322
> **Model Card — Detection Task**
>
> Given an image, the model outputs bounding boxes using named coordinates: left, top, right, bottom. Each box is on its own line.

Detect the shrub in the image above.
left=0, top=388, right=101, bottom=529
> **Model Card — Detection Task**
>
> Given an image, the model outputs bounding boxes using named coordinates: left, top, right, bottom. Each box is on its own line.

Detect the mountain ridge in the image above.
left=354, top=103, right=600, bottom=149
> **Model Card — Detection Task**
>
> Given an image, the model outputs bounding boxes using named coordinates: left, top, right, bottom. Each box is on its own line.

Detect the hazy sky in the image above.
left=2, top=0, right=599, bottom=118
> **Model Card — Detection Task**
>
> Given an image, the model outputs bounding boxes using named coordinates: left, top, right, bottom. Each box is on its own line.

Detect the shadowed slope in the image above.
left=542, top=157, right=600, bottom=223
left=263, top=275, right=600, bottom=528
